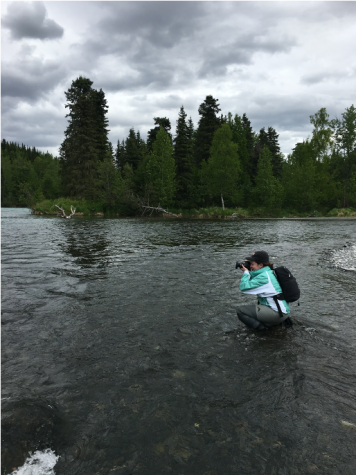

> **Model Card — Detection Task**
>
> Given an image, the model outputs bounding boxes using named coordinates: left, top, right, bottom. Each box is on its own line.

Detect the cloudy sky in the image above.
left=2, top=1, right=356, bottom=156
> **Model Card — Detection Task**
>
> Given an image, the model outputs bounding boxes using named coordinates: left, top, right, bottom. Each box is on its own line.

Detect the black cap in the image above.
left=245, top=250, right=269, bottom=263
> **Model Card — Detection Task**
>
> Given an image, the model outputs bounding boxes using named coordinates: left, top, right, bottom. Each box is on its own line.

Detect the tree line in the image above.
left=1, top=140, right=61, bottom=207
left=2, top=75, right=355, bottom=214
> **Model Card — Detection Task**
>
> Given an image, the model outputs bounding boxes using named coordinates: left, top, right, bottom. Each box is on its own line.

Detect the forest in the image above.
left=2, top=76, right=356, bottom=217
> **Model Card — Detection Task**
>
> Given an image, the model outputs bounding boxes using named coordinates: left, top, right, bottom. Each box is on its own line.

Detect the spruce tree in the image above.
left=241, top=113, right=254, bottom=158
left=267, top=127, right=284, bottom=178
left=174, top=106, right=194, bottom=207
left=136, top=130, right=148, bottom=165
left=258, top=127, right=269, bottom=149
left=194, top=95, right=221, bottom=168
left=119, top=128, right=147, bottom=171
left=147, top=126, right=175, bottom=207
left=59, top=76, right=110, bottom=200
left=147, top=117, right=172, bottom=151
left=124, top=128, right=140, bottom=169
left=229, top=114, right=250, bottom=179
left=241, top=113, right=257, bottom=181
left=257, top=127, right=283, bottom=178
left=228, top=113, right=252, bottom=205
left=115, top=139, right=125, bottom=169
left=93, top=88, right=110, bottom=161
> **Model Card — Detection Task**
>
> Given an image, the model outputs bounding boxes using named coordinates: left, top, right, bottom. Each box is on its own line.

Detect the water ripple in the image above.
left=2, top=209, right=356, bottom=475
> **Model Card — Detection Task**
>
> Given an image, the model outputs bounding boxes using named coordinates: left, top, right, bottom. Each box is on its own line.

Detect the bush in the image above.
left=327, top=208, right=356, bottom=217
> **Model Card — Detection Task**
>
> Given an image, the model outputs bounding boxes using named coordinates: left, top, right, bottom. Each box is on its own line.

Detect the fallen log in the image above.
left=55, top=205, right=76, bottom=219
left=141, top=206, right=179, bottom=217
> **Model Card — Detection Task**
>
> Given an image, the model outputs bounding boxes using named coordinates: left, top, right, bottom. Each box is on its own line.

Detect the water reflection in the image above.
left=58, top=219, right=111, bottom=268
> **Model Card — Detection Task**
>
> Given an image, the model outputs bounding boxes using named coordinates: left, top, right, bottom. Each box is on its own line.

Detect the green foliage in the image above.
left=329, top=104, right=356, bottom=207
left=1, top=140, right=61, bottom=207
left=241, top=113, right=257, bottom=180
left=147, top=126, right=176, bottom=207
left=98, top=153, right=123, bottom=209
left=266, top=127, right=284, bottom=178
left=228, top=113, right=252, bottom=205
left=201, top=124, right=241, bottom=208
left=327, top=207, right=356, bottom=217
left=310, top=107, right=333, bottom=161
left=283, top=140, right=319, bottom=211
left=252, top=146, right=284, bottom=210
left=120, top=128, right=148, bottom=170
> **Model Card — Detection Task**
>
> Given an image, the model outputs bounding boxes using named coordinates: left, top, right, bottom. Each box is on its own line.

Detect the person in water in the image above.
left=237, top=250, right=291, bottom=330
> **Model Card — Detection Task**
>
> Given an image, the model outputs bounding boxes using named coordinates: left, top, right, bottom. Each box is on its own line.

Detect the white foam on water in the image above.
left=330, top=244, right=356, bottom=271
left=9, top=449, right=59, bottom=475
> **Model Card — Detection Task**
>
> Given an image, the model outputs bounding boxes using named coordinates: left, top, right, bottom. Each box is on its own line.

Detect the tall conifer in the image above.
left=256, top=126, right=283, bottom=178
left=147, top=117, right=172, bottom=151
left=267, top=127, right=284, bottom=178
left=59, top=76, right=110, bottom=199
left=115, top=139, right=125, bottom=169
left=228, top=113, right=252, bottom=205
left=241, top=113, right=257, bottom=181
left=174, top=106, right=194, bottom=206
left=194, top=95, right=221, bottom=168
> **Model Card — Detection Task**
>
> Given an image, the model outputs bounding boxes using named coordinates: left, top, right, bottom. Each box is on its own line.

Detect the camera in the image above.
left=235, top=260, right=251, bottom=270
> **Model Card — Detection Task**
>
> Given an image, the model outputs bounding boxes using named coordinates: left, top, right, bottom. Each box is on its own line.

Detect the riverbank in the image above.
left=29, top=199, right=356, bottom=219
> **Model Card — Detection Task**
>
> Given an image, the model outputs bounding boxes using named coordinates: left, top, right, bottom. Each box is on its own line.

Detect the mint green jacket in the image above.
left=240, top=267, right=290, bottom=314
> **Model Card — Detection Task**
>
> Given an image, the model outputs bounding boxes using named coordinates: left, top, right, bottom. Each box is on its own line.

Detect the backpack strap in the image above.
left=272, top=294, right=285, bottom=318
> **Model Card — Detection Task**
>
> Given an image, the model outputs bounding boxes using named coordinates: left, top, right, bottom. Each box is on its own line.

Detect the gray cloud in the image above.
left=325, top=0, right=356, bottom=17
left=74, top=2, right=299, bottom=90
left=198, top=33, right=296, bottom=78
left=2, top=1, right=356, bottom=155
left=2, top=1, right=64, bottom=40
left=96, top=66, right=176, bottom=94
left=2, top=55, right=67, bottom=102
left=96, top=1, right=207, bottom=48
left=300, top=70, right=352, bottom=85
left=2, top=105, right=66, bottom=154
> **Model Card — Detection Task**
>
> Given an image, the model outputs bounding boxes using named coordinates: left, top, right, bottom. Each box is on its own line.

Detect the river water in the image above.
left=2, top=208, right=356, bottom=475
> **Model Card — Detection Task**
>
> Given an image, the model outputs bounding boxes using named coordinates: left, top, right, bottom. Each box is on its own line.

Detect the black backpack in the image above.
left=273, top=266, right=300, bottom=303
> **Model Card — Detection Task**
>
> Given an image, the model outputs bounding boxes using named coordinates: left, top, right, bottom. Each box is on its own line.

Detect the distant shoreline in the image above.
left=3, top=206, right=356, bottom=220
left=27, top=211, right=356, bottom=220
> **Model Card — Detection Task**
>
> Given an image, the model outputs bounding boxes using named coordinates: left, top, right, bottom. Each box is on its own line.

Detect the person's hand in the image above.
left=241, top=264, right=248, bottom=272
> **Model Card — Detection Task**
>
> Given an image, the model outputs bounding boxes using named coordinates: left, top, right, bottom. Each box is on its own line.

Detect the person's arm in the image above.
left=240, top=270, right=270, bottom=295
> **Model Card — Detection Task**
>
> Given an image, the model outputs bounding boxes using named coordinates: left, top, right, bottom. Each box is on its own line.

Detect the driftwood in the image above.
left=55, top=205, right=76, bottom=219
left=141, top=205, right=179, bottom=217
